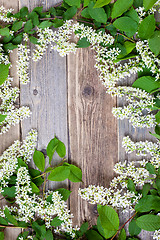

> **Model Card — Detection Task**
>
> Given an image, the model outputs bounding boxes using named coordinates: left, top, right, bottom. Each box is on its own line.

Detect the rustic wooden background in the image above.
left=0, top=0, right=155, bottom=239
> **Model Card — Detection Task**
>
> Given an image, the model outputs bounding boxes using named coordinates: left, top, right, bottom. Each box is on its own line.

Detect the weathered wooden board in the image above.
left=19, top=0, right=68, bottom=191
left=0, top=0, right=158, bottom=239
left=68, top=49, right=118, bottom=225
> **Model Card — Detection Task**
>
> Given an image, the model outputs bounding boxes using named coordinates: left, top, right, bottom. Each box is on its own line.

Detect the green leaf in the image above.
left=129, top=220, right=141, bottom=236
left=156, top=179, right=160, bottom=192
left=17, top=231, right=29, bottom=239
left=38, top=21, right=52, bottom=29
left=0, top=217, right=8, bottom=226
left=52, top=19, right=64, bottom=28
left=142, top=183, right=151, bottom=196
left=118, top=228, right=126, bottom=240
left=0, top=114, right=7, bottom=123
left=111, top=0, right=133, bottom=19
left=138, top=15, right=155, bottom=40
left=47, top=137, right=59, bottom=164
left=48, top=166, right=70, bottom=181
left=56, top=140, right=66, bottom=158
left=20, top=7, right=28, bottom=17
left=12, top=34, right=23, bottom=45
left=88, top=2, right=107, bottom=23
left=135, top=195, right=160, bottom=212
left=149, top=31, right=160, bottom=56
left=145, top=162, right=156, bottom=174
left=0, top=232, right=4, bottom=240
left=31, top=182, right=40, bottom=194
left=84, top=0, right=91, bottom=7
left=155, top=111, right=160, bottom=124
left=49, top=7, right=56, bottom=16
left=124, top=7, right=139, bottom=23
left=4, top=43, right=17, bottom=51
left=133, top=0, right=143, bottom=7
left=97, top=217, right=116, bottom=238
left=65, top=0, right=81, bottom=7
left=12, top=21, right=23, bottom=31
left=94, top=0, right=112, bottom=8
left=28, top=12, right=39, bottom=26
left=97, top=205, right=119, bottom=231
left=150, top=132, right=160, bottom=140
left=68, top=164, right=82, bottom=182
left=24, top=20, right=33, bottom=32
left=117, top=41, right=136, bottom=58
left=155, top=125, right=160, bottom=135
left=85, top=230, right=103, bottom=240
left=32, top=222, right=42, bottom=237
left=0, top=64, right=9, bottom=85
left=45, top=230, right=54, bottom=240
left=29, top=36, right=38, bottom=44
left=143, top=0, right=157, bottom=11
left=80, top=222, right=89, bottom=235
left=17, top=221, right=29, bottom=228
left=77, top=37, right=90, bottom=48
left=136, top=214, right=160, bottom=231
left=132, top=76, right=160, bottom=93
left=51, top=216, right=63, bottom=227
left=0, top=27, right=10, bottom=37
left=4, top=208, right=18, bottom=226
left=113, top=16, right=138, bottom=37
left=56, top=188, right=72, bottom=201
left=127, top=179, right=136, bottom=193
left=33, top=6, right=43, bottom=14
left=63, top=6, right=77, bottom=20
left=2, top=186, right=16, bottom=198
left=33, top=150, right=45, bottom=172
left=81, top=8, right=91, bottom=18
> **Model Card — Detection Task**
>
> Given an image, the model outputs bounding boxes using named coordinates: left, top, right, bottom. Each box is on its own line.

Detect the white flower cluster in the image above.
left=122, top=136, right=160, bottom=168
left=32, top=20, right=114, bottom=60
left=5, top=166, right=79, bottom=238
left=0, top=45, right=31, bottom=134
left=17, top=44, right=31, bottom=84
left=112, top=86, right=155, bottom=128
left=136, top=40, right=160, bottom=80
left=0, top=6, right=15, bottom=23
left=153, top=213, right=160, bottom=240
left=0, top=130, right=37, bottom=192
left=136, top=0, right=160, bottom=21
left=79, top=136, right=159, bottom=212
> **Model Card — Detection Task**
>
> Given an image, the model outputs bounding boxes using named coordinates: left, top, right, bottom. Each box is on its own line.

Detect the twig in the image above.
left=110, top=212, right=137, bottom=240
left=0, top=225, right=27, bottom=229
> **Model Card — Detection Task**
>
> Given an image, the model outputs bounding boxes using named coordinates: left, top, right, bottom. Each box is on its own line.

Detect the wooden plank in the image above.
left=0, top=0, right=21, bottom=239
left=19, top=0, right=68, bottom=191
left=68, top=48, right=118, bottom=225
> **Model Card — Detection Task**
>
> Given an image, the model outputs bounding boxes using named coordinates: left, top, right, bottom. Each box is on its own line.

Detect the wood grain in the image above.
left=68, top=48, right=118, bottom=225
left=19, top=0, right=68, bottom=190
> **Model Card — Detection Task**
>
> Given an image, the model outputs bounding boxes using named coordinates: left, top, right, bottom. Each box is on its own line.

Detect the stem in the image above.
left=110, top=212, right=137, bottom=240
left=40, top=16, right=63, bottom=20
left=33, top=158, right=66, bottom=179
left=0, top=225, right=27, bottom=229
left=117, top=33, right=135, bottom=43
left=43, top=174, right=46, bottom=200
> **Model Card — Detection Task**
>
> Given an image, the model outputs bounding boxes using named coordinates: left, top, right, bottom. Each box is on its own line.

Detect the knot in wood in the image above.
left=82, top=85, right=94, bottom=98
left=33, top=89, right=38, bottom=95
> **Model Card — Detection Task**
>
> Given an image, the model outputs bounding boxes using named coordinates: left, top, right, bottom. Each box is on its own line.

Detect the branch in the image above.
left=110, top=212, right=137, bottom=240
